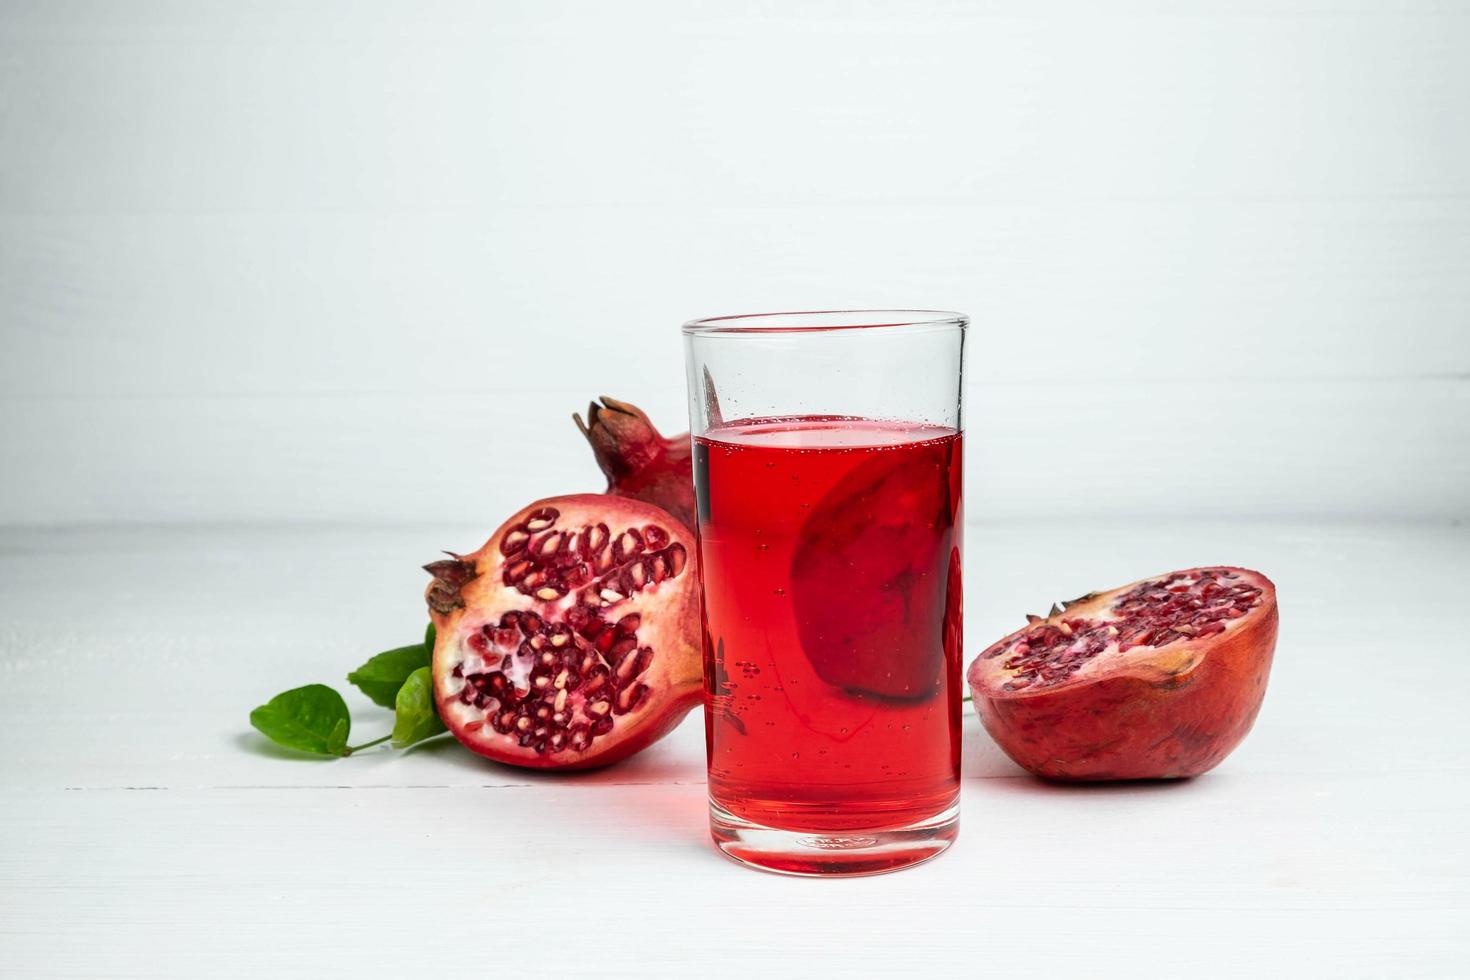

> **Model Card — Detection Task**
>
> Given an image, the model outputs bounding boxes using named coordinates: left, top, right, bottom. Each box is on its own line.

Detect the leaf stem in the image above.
left=344, top=734, right=392, bottom=756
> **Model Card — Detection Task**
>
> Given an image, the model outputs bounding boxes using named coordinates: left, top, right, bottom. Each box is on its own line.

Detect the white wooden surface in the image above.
left=2, top=519, right=1466, bottom=977
left=2, top=0, right=1468, bottom=525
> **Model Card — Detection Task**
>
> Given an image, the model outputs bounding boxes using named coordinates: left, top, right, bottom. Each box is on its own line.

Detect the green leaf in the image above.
left=392, top=666, right=446, bottom=749
left=249, top=684, right=351, bottom=756
left=348, top=642, right=432, bottom=708
left=425, top=621, right=436, bottom=649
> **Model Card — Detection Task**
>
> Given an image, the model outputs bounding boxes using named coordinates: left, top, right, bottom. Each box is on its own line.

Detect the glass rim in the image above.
left=682, top=309, right=968, bottom=336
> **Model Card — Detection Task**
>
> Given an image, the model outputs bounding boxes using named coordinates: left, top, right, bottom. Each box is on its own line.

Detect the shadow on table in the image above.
left=399, top=728, right=715, bottom=854
left=233, top=731, right=351, bottom=762
left=980, top=772, right=1209, bottom=798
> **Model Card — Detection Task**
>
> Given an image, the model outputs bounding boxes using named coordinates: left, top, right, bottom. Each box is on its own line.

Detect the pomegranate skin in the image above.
left=968, top=567, right=1278, bottom=781
left=427, top=494, right=703, bottom=771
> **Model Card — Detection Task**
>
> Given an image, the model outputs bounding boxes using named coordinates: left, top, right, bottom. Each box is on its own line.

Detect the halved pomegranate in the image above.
left=575, top=396, right=696, bottom=532
left=425, top=494, right=702, bottom=769
left=968, top=566, right=1278, bottom=780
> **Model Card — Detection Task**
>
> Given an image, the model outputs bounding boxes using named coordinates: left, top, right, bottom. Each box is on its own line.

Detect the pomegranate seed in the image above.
left=616, top=647, right=653, bottom=683
left=614, top=683, right=649, bottom=715
left=612, top=528, right=643, bottom=562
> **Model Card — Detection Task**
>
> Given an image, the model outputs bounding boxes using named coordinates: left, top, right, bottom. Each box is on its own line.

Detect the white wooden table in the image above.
left=2, top=519, right=1465, bottom=977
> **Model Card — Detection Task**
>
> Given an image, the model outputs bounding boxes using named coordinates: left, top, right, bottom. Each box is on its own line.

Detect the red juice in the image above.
left=693, top=417, right=963, bottom=833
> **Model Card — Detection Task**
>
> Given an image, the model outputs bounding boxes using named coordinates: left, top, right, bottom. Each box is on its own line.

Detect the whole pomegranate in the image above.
left=968, top=566, right=1278, bottom=780
left=425, top=494, right=702, bottom=769
left=575, top=396, right=696, bottom=531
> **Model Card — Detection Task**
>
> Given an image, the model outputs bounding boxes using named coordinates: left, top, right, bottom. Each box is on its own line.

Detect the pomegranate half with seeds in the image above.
left=968, top=566, right=1278, bottom=781
left=425, top=494, right=702, bottom=769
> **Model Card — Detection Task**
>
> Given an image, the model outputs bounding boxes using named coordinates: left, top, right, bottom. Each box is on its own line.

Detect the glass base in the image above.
left=709, top=800, right=959, bottom=877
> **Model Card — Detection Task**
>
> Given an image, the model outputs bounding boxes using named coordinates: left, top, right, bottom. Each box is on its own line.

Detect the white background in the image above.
left=2, top=3, right=1467, bottom=978
left=2, top=0, right=1466, bottom=525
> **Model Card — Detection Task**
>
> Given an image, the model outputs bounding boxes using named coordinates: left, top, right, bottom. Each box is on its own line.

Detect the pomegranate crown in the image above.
left=573, top=396, right=673, bottom=481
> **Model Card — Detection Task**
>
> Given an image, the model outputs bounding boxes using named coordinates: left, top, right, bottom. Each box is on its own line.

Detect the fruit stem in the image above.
left=344, top=734, right=392, bottom=756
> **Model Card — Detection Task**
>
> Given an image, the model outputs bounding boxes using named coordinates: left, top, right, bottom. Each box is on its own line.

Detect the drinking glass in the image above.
left=683, top=310, right=967, bottom=876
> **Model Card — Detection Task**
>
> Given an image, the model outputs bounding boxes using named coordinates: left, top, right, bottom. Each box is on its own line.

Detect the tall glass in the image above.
left=683, top=310, right=966, bottom=876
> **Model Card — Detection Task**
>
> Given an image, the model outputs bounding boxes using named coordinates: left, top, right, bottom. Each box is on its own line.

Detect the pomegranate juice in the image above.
left=693, top=418, right=962, bottom=833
